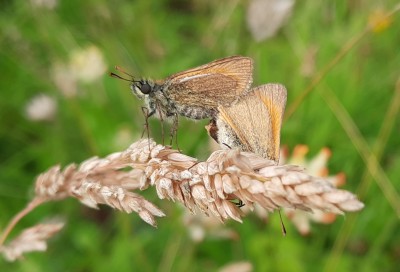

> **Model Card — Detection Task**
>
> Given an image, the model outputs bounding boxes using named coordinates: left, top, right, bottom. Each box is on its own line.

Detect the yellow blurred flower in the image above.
left=368, top=9, right=392, bottom=33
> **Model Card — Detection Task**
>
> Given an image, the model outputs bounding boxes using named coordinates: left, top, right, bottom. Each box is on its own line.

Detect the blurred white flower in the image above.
left=51, top=63, right=78, bottom=98
left=51, top=45, right=107, bottom=98
left=246, top=0, right=295, bottom=41
left=30, top=0, right=58, bottom=9
left=69, top=45, right=107, bottom=83
left=25, top=94, right=57, bottom=122
left=219, top=261, right=253, bottom=272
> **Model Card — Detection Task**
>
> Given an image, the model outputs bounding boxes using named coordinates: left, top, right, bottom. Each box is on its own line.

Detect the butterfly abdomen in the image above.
left=175, top=104, right=217, bottom=119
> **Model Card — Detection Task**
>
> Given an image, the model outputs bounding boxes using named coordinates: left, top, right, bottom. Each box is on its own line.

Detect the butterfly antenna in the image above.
left=110, top=72, right=131, bottom=82
left=115, top=66, right=135, bottom=78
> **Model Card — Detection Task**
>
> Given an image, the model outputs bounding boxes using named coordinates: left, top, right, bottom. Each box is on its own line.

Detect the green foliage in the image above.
left=1, top=0, right=400, bottom=271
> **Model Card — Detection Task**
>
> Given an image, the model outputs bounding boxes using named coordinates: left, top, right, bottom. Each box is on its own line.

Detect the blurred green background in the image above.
left=1, top=0, right=400, bottom=271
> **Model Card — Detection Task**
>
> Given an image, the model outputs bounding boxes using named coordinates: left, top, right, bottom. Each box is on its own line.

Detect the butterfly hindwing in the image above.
left=217, top=84, right=287, bottom=163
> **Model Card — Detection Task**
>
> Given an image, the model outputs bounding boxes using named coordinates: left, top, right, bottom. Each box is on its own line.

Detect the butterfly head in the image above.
left=130, top=79, right=156, bottom=99
left=110, top=67, right=157, bottom=99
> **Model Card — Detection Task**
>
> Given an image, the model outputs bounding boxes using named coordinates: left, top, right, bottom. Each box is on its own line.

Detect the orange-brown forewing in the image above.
left=166, top=56, right=253, bottom=108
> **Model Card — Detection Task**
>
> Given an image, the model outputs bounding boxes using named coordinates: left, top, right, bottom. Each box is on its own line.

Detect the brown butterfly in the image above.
left=112, top=56, right=253, bottom=121
left=206, top=83, right=287, bottom=164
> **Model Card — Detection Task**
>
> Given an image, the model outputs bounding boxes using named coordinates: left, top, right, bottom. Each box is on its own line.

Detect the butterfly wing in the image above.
left=166, top=56, right=253, bottom=108
left=217, top=83, right=287, bottom=163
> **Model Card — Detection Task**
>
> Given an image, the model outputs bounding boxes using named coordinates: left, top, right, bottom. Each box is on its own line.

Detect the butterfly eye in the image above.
left=140, top=83, right=151, bottom=94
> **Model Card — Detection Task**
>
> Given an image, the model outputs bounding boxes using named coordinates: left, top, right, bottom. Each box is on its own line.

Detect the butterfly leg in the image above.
left=140, top=107, right=153, bottom=150
left=141, top=107, right=151, bottom=139
left=170, top=113, right=181, bottom=152
left=155, top=103, right=166, bottom=145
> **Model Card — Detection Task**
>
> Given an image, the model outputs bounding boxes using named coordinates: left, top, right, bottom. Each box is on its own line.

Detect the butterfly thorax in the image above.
left=147, top=84, right=176, bottom=120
